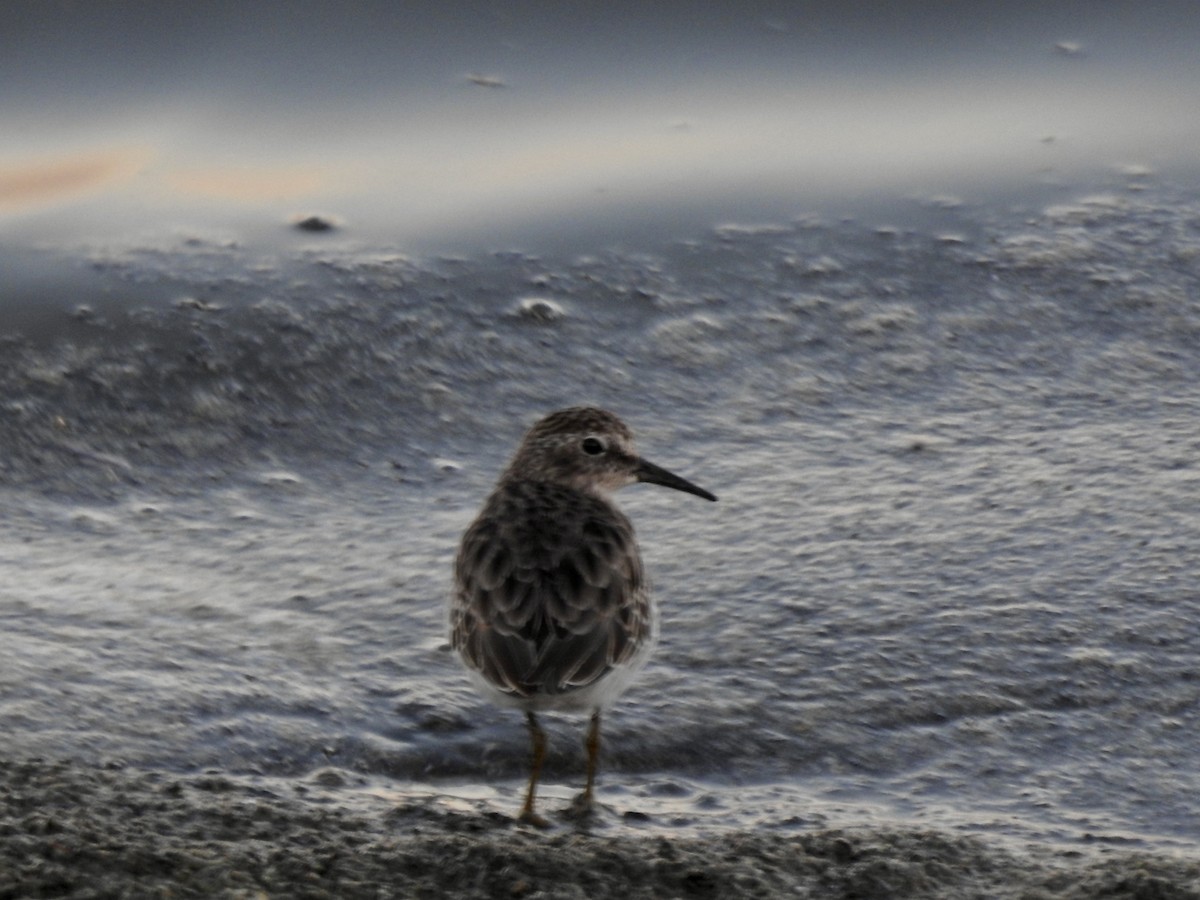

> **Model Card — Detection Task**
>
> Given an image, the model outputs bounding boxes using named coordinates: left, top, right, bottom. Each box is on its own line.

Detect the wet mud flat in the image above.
left=2, top=759, right=1197, bottom=900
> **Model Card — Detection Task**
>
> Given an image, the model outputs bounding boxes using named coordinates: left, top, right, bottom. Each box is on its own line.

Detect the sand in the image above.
left=2, top=758, right=1197, bottom=899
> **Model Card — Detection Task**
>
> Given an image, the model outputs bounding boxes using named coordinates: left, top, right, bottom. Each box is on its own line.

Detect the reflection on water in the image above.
left=164, top=165, right=328, bottom=203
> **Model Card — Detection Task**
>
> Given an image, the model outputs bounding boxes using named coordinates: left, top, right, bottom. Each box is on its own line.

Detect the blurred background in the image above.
left=3, top=0, right=1199, bottom=258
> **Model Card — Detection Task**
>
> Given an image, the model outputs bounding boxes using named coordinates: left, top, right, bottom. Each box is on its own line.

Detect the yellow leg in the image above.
left=564, top=710, right=602, bottom=821
left=582, top=709, right=601, bottom=806
left=519, top=711, right=550, bottom=826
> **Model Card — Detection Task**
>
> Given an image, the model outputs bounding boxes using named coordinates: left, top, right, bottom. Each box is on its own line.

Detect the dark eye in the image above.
left=581, top=436, right=606, bottom=456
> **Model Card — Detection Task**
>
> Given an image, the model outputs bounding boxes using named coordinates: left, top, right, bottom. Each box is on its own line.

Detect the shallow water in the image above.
left=3, top=184, right=1200, bottom=855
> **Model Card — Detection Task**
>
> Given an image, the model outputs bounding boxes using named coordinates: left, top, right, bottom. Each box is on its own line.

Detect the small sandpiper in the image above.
left=450, top=406, right=716, bottom=824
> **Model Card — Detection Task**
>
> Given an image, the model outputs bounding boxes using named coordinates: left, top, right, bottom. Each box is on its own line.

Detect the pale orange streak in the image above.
left=0, top=147, right=153, bottom=211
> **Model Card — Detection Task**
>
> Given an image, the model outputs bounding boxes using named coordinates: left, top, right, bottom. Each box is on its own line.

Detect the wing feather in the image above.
left=451, top=480, right=650, bottom=701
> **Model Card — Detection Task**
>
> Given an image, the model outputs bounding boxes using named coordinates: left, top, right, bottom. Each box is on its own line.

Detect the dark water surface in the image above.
left=3, top=186, right=1200, bottom=855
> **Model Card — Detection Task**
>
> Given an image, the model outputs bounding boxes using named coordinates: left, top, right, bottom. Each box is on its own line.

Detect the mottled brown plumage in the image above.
left=454, top=479, right=648, bottom=700
left=449, top=406, right=715, bottom=823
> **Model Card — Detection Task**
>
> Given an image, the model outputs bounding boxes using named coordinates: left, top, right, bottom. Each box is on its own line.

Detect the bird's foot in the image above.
left=516, top=807, right=552, bottom=829
left=562, top=790, right=600, bottom=824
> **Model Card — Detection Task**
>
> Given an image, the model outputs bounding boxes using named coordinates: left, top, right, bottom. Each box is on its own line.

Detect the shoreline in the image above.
left=2, top=758, right=1196, bottom=899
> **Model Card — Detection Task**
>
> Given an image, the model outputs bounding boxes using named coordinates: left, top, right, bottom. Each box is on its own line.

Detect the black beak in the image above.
left=635, top=458, right=717, bottom=501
